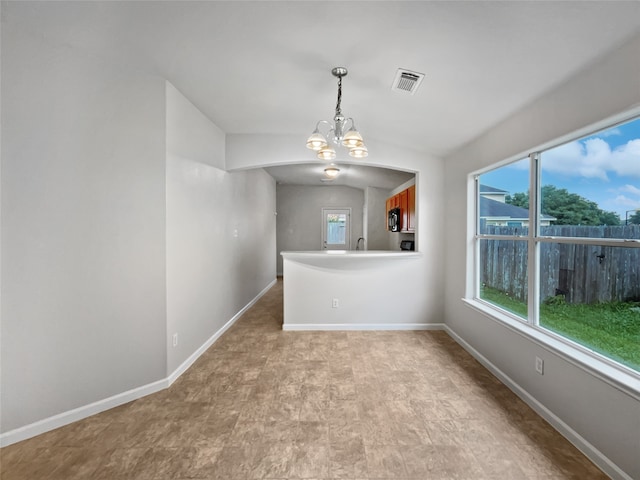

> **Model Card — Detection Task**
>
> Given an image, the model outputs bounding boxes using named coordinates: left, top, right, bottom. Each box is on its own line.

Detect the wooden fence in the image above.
left=480, top=225, right=640, bottom=304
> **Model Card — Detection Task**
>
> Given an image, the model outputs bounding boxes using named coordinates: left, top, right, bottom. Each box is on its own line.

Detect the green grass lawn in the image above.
left=480, top=286, right=640, bottom=372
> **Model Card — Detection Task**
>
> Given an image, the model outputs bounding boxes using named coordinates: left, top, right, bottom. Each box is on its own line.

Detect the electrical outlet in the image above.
left=332, top=298, right=339, bottom=308
left=535, top=356, right=544, bottom=375
left=173, top=333, right=178, bottom=347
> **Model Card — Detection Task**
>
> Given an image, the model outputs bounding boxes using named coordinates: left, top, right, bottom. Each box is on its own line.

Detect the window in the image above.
left=327, top=214, right=347, bottom=244
left=322, top=208, right=351, bottom=250
left=475, top=116, right=640, bottom=376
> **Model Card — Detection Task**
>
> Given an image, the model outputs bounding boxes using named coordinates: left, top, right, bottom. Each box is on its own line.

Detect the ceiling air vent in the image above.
left=391, top=69, right=425, bottom=95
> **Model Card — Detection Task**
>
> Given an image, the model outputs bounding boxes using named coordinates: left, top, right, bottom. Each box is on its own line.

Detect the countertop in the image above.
left=281, top=250, right=420, bottom=258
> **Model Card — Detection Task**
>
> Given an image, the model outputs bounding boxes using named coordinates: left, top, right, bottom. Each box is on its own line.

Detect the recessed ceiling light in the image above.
left=324, top=166, right=340, bottom=178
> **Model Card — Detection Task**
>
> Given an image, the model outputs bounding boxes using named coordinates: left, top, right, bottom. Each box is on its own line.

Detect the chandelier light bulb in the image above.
left=349, top=145, right=368, bottom=159
left=317, top=145, right=336, bottom=161
left=306, top=131, right=327, bottom=151
left=342, top=128, right=364, bottom=148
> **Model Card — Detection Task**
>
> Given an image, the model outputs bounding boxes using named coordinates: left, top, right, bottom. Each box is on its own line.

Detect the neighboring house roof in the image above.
left=480, top=196, right=555, bottom=220
left=480, top=196, right=529, bottom=219
left=479, top=184, right=509, bottom=195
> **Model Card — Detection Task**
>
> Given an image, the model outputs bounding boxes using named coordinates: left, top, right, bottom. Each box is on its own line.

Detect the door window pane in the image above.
left=326, top=213, right=347, bottom=245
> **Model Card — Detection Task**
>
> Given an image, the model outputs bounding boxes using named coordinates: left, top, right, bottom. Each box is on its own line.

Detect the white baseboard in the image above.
left=283, top=322, right=445, bottom=331
left=0, top=378, right=168, bottom=447
left=0, top=278, right=277, bottom=448
left=444, top=325, right=633, bottom=480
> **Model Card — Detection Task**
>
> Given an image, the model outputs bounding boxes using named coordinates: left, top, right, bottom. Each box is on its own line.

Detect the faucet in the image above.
left=356, top=237, right=365, bottom=250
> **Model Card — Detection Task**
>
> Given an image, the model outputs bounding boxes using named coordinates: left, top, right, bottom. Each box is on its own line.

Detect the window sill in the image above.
left=462, top=298, right=640, bottom=401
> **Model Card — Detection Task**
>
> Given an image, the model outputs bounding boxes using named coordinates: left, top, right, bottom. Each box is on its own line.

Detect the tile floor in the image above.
left=1, top=279, right=608, bottom=479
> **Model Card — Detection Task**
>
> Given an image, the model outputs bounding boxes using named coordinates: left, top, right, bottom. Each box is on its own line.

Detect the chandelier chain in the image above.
left=335, top=76, right=342, bottom=117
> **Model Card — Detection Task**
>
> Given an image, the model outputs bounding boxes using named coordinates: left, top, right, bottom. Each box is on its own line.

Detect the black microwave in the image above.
left=388, top=207, right=401, bottom=232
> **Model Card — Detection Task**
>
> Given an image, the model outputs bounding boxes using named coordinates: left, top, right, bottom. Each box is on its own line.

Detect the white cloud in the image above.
left=612, top=139, right=640, bottom=177
left=601, top=185, right=640, bottom=215
left=619, top=184, right=640, bottom=197
left=541, top=137, right=640, bottom=179
left=613, top=195, right=640, bottom=208
left=599, top=128, right=621, bottom=137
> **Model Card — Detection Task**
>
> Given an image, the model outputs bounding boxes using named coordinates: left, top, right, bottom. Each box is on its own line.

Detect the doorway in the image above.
left=322, top=208, right=351, bottom=250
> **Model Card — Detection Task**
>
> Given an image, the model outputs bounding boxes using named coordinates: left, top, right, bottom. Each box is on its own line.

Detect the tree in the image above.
left=505, top=185, right=621, bottom=226
left=505, top=192, right=529, bottom=209
left=599, top=211, right=622, bottom=226
left=628, top=210, right=640, bottom=225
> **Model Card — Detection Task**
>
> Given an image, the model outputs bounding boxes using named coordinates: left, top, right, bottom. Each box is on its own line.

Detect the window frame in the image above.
left=468, top=116, right=640, bottom=398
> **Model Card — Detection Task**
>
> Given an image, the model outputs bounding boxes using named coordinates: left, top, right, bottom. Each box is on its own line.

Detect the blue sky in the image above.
left=480, top=116, right=640, bottom=220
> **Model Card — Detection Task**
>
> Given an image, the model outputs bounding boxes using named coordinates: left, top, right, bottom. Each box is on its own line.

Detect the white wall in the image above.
left=443, top=33, right=640, bottom=480
left=275, top=185, right=364, bottom=275
left=1, top=25, right=167, bottom=432
left=166, top=83, right=276, bottom=374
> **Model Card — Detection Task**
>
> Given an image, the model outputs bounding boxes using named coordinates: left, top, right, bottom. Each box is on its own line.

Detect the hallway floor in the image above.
left=1, top=279, right=607, bottom=479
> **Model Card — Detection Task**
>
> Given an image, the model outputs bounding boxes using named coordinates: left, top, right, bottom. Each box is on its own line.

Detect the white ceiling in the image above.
left=265, top=163, right=414, bottom=190
left=4, top=1, right=640, bottom=188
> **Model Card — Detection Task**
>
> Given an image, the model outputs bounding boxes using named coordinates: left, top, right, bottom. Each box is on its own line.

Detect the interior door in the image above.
left=322, top=208, right=351, bottom=250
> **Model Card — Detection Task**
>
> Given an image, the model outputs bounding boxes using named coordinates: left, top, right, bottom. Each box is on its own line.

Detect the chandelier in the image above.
left=306, top=67, right=368, bottom=160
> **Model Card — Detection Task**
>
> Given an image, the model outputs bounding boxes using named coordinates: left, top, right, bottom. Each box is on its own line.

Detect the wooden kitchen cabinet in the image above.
left=386, top=184, right=415, bottom=232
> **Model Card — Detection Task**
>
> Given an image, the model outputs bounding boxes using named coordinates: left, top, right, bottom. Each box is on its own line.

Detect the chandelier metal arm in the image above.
left=343, top=117, right=356, bottom=131
left=314, top=119, right=333, bottom=131
left=314, top=117, right=356, bottom=146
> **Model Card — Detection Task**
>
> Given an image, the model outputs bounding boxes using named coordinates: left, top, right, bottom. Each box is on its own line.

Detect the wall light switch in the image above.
left=173, top=333, right=178, bottom=347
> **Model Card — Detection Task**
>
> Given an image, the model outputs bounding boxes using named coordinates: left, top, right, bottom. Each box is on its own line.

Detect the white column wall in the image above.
left=166, top=82, right=276, bottom=373
left=443, top=33, right=640, bottom=480
left=1, top=25, right=167, bottom=432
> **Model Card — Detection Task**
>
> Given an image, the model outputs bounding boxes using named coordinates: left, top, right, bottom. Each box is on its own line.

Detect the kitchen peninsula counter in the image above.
left=280, top=250, right=437, bottom=331
left=281, top=250, right=420, bottom=267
